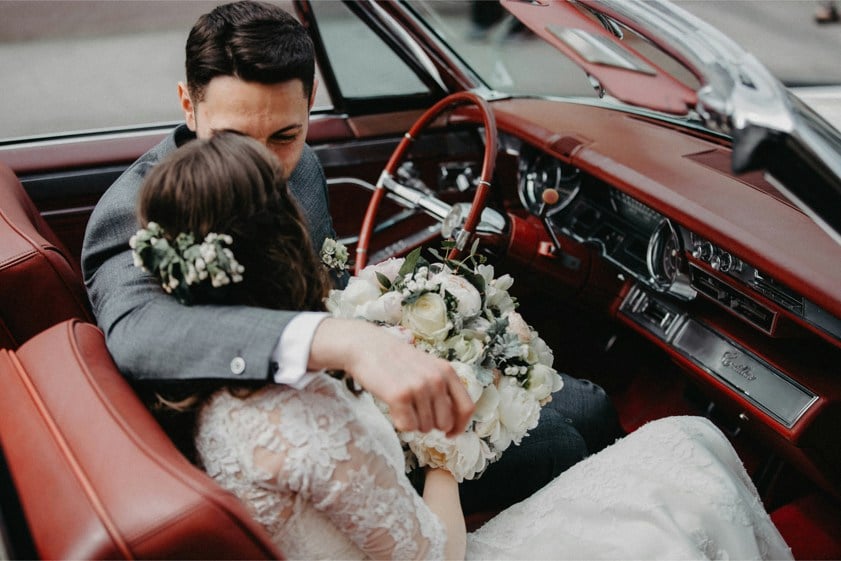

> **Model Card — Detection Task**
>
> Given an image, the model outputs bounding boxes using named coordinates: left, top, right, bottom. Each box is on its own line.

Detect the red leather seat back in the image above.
left=0, top=163, right=92, bottom=348
left=0, top=320, right=284, bottom=560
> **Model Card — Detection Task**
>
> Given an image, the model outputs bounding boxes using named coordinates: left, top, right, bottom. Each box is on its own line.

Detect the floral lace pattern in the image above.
left=195, top=376, right=445, bottom=560
left=197, top=381, right=791, bottom=561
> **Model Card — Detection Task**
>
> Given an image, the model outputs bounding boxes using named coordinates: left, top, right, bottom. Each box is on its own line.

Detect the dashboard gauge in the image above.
left=646, top=219, right=682, bottom=290
left=610, top=189, right=664, bottom=232
left=518, top=146, right=581, bottom=214
left=645, top=219, right=696, bottom=300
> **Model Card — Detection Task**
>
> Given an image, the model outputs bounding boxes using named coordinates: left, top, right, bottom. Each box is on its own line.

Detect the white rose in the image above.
left=439, top=273, right=483, bottom=319
left=445, top=334, right=485, bottom=365
left=526, top=363, right=564, bottom=403
left=401, top=292, right=451, bottom=342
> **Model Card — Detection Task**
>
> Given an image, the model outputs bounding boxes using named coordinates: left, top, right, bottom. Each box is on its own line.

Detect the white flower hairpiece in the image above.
left=130, top=221, right=245, bottom=305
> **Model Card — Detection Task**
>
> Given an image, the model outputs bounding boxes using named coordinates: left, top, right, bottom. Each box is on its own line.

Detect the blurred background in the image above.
left=1, top=0, right=839, bottom=140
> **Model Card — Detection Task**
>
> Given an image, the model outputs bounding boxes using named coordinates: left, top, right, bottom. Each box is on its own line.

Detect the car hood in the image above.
left=503, top=0, right=841, bottom=245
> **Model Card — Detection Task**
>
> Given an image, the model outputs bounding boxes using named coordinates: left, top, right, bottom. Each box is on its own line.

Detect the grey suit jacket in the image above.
left=81, top=125, right=335, bottom=383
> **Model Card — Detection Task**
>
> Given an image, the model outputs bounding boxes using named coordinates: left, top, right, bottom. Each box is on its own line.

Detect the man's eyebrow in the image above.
left=209, top=128, right=248, bottom=138
left=210, top=125, right=302, bottom=137
left=268, top=125, right=303, bottom=137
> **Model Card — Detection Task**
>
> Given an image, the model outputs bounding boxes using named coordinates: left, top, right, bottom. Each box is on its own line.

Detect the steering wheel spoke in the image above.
left=355, top=91, right=500, bottom=274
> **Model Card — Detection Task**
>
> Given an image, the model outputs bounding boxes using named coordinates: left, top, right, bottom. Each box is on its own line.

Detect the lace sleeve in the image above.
left=197, top=376, right=446, bottom=560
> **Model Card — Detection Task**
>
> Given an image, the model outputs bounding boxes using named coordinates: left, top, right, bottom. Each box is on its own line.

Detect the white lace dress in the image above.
left=195, top=375, right=792, bottom=560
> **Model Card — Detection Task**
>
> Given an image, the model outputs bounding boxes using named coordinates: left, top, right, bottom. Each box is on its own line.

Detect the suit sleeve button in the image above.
left=230, top=356, right=246, bottom=375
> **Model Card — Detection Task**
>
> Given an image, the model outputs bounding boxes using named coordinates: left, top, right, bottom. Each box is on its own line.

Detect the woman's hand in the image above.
left=308, top=318, right=475, bottom=437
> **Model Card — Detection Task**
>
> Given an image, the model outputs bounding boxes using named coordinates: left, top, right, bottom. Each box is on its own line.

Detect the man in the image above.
left=82, top=0, right=619, bottom=515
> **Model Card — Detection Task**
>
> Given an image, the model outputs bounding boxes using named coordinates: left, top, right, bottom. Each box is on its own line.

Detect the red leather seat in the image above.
left=0, top=162, right=283, bottom=558
left=0, top=163, right=92, bottom=348
left=0, top=319, right=284, bottom=559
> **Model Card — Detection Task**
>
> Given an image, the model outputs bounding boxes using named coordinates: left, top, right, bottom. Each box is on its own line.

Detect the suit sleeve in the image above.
left=81, top=144, right=303, bottom=383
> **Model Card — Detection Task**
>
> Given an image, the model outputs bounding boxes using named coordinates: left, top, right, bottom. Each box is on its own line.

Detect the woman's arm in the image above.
left=423, top=468, right=467, bottom=561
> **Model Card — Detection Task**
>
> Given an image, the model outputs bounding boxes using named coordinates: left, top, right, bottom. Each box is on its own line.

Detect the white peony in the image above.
left=436, top=271, right=483, bottom=319
left=473, top=383, right=501, bottom=433
left=359, top=257, right=404, bottom=288
left=506, top=311, right=532, bottom=343
left=326, top=276, right=381, bottom=318
left=359, top=291, right=403, bottom=324
left=406, top=429, right=494, bottom=482
left=495, top=376, right=541, bottom=448
left=451, top=361, right=485, bottom=403
left=528, top=334, right=555, bottom=367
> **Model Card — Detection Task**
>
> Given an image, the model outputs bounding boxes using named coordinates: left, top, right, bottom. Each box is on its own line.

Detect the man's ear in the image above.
left=309, top=77, right=319, bottom=111
left=177, top=82, right=197, bottom=131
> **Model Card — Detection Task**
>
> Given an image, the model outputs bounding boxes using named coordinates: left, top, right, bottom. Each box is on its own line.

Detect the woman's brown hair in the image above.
left=135, top=133, right=334, bottom=455
left=137, top=131, right=330, bottom=312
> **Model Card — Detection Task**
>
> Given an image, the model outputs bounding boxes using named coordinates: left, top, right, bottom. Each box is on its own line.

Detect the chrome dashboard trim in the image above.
left=672, top=319, right=817, bottom=428
left=620, top=284, right=818, bottom=428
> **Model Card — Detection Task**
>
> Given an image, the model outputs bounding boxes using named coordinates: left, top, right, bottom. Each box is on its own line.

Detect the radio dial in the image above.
left=692, top=242, right=714, bottom=261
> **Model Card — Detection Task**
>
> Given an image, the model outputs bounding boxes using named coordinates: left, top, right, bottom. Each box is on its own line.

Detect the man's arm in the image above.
left=82, top=153, right=293, bottom=383
left=81, top=139, right=473, bottom=434
left=310, top=319, right=474, bottom=437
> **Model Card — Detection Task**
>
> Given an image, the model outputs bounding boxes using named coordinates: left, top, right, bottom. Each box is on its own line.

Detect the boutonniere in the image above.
left=320, top=237, right=350, bottom=272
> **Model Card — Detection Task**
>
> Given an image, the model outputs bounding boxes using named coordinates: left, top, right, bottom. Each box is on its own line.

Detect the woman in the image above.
left=134, top=132, right=792, bottom=560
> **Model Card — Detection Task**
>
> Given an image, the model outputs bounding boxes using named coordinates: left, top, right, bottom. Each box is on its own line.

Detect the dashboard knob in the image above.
left=710, top=254, right=721, bottom=270
left=692, top=241, right=714, bottom=261
left=541, top=188, right=560, bottom=207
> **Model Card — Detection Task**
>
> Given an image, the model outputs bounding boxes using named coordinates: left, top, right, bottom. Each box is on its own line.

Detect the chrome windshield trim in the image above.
left=589, top=0, right=795, bottom=136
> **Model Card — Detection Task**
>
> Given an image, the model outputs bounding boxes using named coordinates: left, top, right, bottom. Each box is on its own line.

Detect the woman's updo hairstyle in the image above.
left=137, top=132, right=330, bottom=311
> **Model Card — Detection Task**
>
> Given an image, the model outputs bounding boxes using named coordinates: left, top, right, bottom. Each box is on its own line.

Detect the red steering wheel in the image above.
left=354, top=91, right=498, bottom=274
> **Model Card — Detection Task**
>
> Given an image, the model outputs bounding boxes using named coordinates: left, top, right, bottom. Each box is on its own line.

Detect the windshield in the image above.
left=404, top=0, right=598, bottom=100
left=405, top=0, right=841, bottom=127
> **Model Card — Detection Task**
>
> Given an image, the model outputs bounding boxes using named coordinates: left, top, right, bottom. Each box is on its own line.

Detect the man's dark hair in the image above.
left=185, top=1, right=315, bottom=102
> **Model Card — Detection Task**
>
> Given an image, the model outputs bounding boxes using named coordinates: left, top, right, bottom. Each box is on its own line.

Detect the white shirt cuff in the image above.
left=272, top=311, right=330, bottom=389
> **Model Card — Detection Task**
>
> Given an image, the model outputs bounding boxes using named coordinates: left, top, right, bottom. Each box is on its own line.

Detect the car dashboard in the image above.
left=482, top=98, right=841, bottom=498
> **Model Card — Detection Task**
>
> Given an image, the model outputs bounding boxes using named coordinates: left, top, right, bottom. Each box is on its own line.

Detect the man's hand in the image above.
left=309, top=318, right=474, bottom=437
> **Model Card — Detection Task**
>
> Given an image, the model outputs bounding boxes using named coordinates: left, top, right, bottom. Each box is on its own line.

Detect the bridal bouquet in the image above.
left=325, top=245, right=563, bottom=482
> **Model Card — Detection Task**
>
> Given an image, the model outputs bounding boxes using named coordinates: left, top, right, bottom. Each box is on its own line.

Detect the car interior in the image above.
left=2, top=1, right=841, bottom=559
